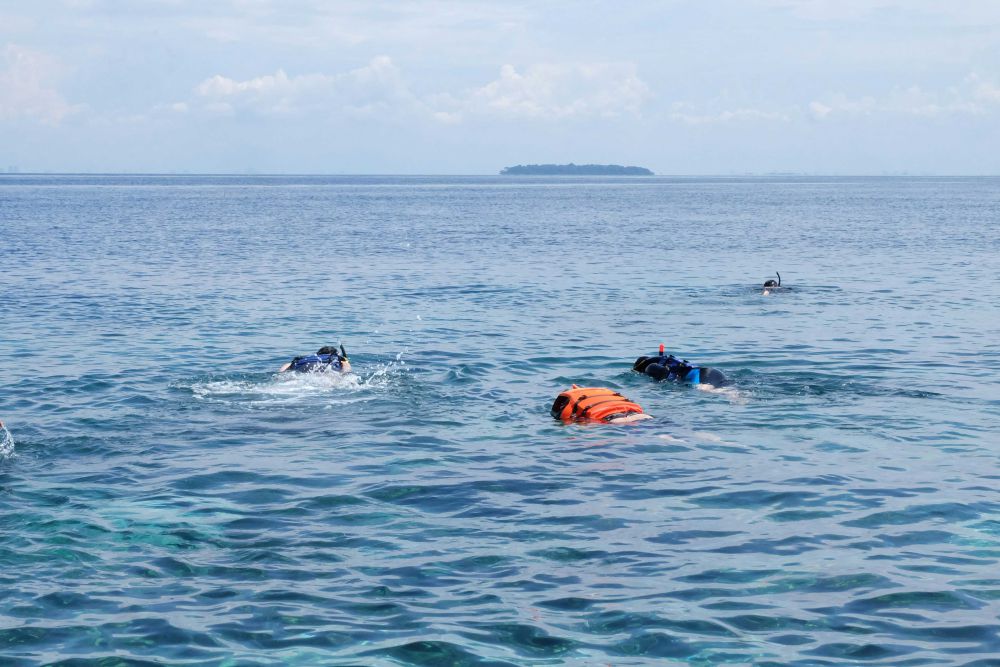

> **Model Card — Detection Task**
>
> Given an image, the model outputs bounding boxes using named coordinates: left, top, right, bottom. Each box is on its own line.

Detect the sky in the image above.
left=2, top=0, right=999, bottom=174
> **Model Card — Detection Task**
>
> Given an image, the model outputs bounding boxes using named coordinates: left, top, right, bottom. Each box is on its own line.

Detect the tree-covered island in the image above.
left=500, top=163, right=654, bottom=176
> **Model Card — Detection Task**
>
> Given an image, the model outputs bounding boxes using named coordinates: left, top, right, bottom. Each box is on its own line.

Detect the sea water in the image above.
left=1, top=174, right=999, bottom=665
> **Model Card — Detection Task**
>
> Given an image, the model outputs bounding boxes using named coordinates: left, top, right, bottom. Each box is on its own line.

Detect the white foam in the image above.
left=190, top=362, right=404, bottom=408
left=0, top=425, right=14, bottom=459
left=695, top=383, right=747, bottom=404
left=656, top=433, right=687, bottom=443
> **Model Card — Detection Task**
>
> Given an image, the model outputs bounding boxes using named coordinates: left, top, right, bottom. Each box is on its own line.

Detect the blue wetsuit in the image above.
left=287, top=353, right=344, bottom=373
left=633, top=354, right=727, bottom=386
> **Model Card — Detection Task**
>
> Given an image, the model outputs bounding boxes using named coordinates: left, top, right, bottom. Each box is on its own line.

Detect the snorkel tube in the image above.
left=327, top=344, right=348, bottom=371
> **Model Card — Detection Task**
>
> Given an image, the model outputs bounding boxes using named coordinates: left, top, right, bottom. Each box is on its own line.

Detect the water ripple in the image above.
left=3, top=175, right=1000, bottom=664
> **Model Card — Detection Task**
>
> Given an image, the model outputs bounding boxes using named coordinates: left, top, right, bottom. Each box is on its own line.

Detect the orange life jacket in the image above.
left=551, top=385, right=645, bottom=423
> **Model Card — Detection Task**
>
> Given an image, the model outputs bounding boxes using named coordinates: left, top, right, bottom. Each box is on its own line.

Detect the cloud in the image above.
left=189, top=57, right=651, bottom=122
left=193, top=56, right=422, bottom=119
left=668, top=102, right=791, bottom=125
left=808, top=75, right=1000, bottom=119
left=450, top=62, right=651, bottom=119
left=808, top=101, right=832, bottom=119
left=185, top=1, right=529, bottom=51
left=755, top=0, right=1000, bottom=23
left=0, top=44, right=79, bottom=124
left=969, top=74, right=1000, bottom=104
left=663, top=73, right=1000, bottom=125
left=196, top=69, right=337, bottom=112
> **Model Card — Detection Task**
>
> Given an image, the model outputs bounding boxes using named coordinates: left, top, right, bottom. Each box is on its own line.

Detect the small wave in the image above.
left=0, top=424, right=14, bottom=459
left=695, top=382, right=748, bottom=404
left=189, top=362, right=405, bottom=407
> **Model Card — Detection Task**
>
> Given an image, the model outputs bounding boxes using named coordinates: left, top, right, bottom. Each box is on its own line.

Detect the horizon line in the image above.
left=2, top=171, right=998, bottom=178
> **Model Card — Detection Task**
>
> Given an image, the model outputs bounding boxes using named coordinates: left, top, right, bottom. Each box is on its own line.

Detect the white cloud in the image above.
left=193, top=56, right=421, bottom=119
left=969, top=74, right=1000, bottom=104
left=455, top=62, right=650, bottom=119
left=809, top=75, right=1000, bottom=119
left=666, top=73, right=1000, bottom=125
left=189, top=57, right=651, bottom=122
left=669, top=102, right=791, bottom=125
left=197, top=69, right=335, bottom=108
left=185, top=1, right=528, bottom=52
left=808, top=101, right=832, bottom=119
left=0, top=44, right=79, bottom=124
left=756, top=0, right=1000, bottom=23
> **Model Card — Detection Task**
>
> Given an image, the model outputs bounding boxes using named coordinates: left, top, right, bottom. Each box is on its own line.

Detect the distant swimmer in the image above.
left=634, top=344, right=729, bottom=387
left=279, top=345, right=351, bottom=374
left=551, top=385, right=652, bottom=425
left=762, top=272, right=782, bottom=296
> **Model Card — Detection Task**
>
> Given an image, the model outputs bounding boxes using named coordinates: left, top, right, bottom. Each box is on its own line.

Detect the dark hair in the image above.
left=317, top=346, right=337, bottom=355
left=551, top=395, right=570, bottom=419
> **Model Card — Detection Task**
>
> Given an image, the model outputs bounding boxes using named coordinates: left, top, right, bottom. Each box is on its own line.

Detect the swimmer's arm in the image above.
left=340, top=358, right=351, bottom=373
left=280, top=355, right=304, bottom=372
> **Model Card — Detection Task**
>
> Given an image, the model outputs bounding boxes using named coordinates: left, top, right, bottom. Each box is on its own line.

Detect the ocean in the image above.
left=1, top=174, right=999, bottom=665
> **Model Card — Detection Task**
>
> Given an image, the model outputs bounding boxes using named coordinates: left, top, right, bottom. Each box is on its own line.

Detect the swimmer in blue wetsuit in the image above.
left=279, top=345, right=352, bottom=374
left=633, top=344, right=728, bottom=387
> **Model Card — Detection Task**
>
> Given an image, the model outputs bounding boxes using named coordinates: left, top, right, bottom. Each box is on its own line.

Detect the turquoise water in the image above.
left=1, top=174, right=999, bottom=665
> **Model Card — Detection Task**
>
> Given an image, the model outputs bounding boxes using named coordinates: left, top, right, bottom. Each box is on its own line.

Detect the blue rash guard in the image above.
left=287, top=353, right=343, bottom=373
left=633, top=354, right=728, bottom=387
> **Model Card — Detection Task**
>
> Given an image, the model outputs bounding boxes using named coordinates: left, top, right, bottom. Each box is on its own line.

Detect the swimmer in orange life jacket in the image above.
left=551, top=385, right=652, bottom=424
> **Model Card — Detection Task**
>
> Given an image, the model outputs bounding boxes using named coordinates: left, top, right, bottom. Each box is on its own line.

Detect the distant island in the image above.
left=500, top=163, right=654, bottom=176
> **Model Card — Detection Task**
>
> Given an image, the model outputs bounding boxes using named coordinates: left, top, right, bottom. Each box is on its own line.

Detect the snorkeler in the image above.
left=634, top=344, right=729, bottom=387
left=279, top=345, right=352, bottom=374
left=762, top=272, right=782, bottom=295
left=551, top=385, right=651, bottom=424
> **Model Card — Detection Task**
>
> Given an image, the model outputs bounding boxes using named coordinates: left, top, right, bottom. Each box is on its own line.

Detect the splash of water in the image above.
left=695, top=382, right=748, bottom=404
left=189, top=360, right=407, bottom=407
left=0, top=424, right=14, bottom=459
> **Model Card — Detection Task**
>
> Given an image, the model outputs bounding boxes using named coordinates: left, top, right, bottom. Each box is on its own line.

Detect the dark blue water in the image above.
left=2, top=174, right=999, bottom=665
